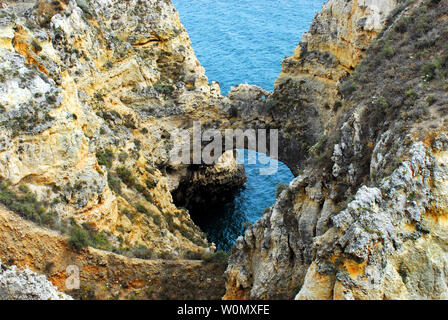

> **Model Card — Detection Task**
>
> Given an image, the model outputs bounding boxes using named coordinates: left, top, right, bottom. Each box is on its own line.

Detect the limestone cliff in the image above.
left=0, top=205, right=226, bottom=299
left=225, top=0, right=400, bottom=174
left=0, top=260, right=72, bottom=300
left=225, top=0, right=448, bottom=300
left=2, top=0, right=448, bottom=301
left=0, top=0, right=240, bottom=256
left=0, top=0, right=239, bottom=299
left=277, top=0, right=398, bottom=108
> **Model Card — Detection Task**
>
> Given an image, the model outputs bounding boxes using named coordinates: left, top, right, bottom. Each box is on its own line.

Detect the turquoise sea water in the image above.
left=194, top=150, right=294, bottom=251
left=172, top=0, right=326, bottom=95
left=172, top=0, right=325, bottom=250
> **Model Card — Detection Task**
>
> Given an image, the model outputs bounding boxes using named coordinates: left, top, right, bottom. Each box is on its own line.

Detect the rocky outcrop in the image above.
left=277, top=0, right=399, bottom=103
left=0, top=0, right=243, bottom=257
left=0, top=260, right=72, bottom=300
left=3, top=0, right=447, bottom=302
left=225, top=0, right=448, bottom=300
left=0, top=0, right=241, bottom=299
left=0, top=205, right=226, bottom=299
left=172, top=150, right=246, bottom=217
left=273, top=0, right=400, bottom=173
left=223, top=0, right=400, bottom=174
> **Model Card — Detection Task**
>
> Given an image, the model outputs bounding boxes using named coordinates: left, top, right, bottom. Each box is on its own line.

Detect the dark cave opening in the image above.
left=172, top=149, right=294, bottom=251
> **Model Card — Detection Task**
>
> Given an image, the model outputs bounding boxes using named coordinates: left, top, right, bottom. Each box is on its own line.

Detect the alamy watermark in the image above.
left=168, top=121, right=279, bottom=175
left=65, top=265, right=80, bottom=290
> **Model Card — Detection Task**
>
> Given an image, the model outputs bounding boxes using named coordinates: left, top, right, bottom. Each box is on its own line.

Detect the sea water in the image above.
left=172, top=0, right=326, bottom=95
left=194, top=150, right=294, bottom=251
left=171, top=0, right=326, bottom=250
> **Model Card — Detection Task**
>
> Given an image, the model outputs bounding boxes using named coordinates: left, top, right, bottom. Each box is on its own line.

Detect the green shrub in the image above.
left=0, top=187, right=18, bottom=206
left=88, top=230, right=111, bottom=251
left=116, top=167, right=154, bottom=201
left=129, top=245, right=153, bottom=259
left=122, top=209, right=134, bottom=222
left=116, top=167, right=135, bottom=187
left=135, top=203, right=148, bottom=214
left=94, top=232, right=111, bottom=250
left=185, top=250, right=203, bottom=260
left=145, top=177, right=158, bottom=189
left=421, top=62, right=438, bottom=81
left=135, top=183, right=145, bottom=193
left=152, top=214, right=162, bottom=225
left=382, top=45, right=396, bottom=58
left=375, top=96, right=389, bottom=109
left=96, top=149, right=114, bottom=169
left=158, top=251, right=175, bottom=260
left=107, top=173, right=122, bottom=194
left=427, top=94, right=437, bottom=105
left=68, top=223, right=89, bottom=251
left=41, top=211, right=58, bottom=228
left=309, top=134, right=328, bottom=159
left=135, top=184, right=153, bottom=202
left=414, top=9, right=433, bottom=37
left=71, top=281, right=97, bottom=300
left=0, top=181, right=58, bottom=229
left=339, top=80, right=357, bottom=97
left=118, top=152, right=128, bottom=163
left=406, top=89, right=419, bottom=102
left=275, top=183, right=289, bottom=198
left=394, top=16, right=412, bottom=33
left=69, top=221, right=111, bottom=252
left=203, top=250, right=231, bottom=271
left=154, top=82, right=175, bottom=95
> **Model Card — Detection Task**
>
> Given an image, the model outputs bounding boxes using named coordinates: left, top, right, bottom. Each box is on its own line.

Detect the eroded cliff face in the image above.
left=0, top=0, right=241, bottom=298
left=274, top=0, right=400, bottom=173
left=277, top=0, right=398, bottom=100
left=225, top=0, right=448, bottom=300
left=172, top=154, right=246, bottom=224
left=0, top=0, right=239, bottom=257
left=3, top=0, right=447, bottom=301
left=0, top=205, right=226, bottom=299
left=0, top=259, right=72, bottom=300
left=226, top=0, right=400, bottom=174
